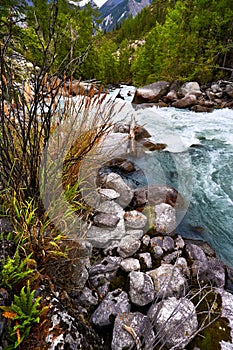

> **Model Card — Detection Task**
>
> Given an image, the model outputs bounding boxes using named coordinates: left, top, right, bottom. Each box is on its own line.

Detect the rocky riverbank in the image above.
left=131, top=80, right=233, bottom=112
left=1, top=121, right=233, bottom=350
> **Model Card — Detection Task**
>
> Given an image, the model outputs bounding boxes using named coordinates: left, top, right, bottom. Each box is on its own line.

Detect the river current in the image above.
left=109, top=86, right=233, bottom=268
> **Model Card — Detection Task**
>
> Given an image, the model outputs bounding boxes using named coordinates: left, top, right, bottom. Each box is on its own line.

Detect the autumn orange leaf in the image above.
left=15, top=321, right=21, bottom=344
left=2, top=311, right=17, bottom=320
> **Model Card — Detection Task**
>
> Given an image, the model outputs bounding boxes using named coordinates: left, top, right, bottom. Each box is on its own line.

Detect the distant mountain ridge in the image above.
left=99, top=0, right=153, bottom=32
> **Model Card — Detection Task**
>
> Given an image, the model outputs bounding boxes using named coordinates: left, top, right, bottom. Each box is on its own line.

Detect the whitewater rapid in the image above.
left=110, top=86, right=233, bottom=267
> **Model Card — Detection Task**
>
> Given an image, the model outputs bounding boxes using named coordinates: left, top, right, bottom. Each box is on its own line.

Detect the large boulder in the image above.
left=179, top=81, right=202, bottom=98
left=172, top=94, right=197, bottom=109
left=148, top=297, right=198, bottom=349
left=132, top=81, right=170, bottom=104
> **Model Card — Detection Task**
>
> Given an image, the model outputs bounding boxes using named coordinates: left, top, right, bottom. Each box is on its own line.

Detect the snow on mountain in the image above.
left=98, top=0, right=153, bottom=32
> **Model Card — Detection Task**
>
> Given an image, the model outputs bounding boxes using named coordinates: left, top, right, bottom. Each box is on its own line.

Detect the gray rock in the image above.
left=97, top=282, right=110, bottom=298
left=225, top=83, right=233, bottom=98
left=106, top=158, right=136, bottom=173
left=175, top=257, right=190, bottom=277
left=133, top=187, right=148, bottom=207
left=175, top=235, right=185, bottom=250
left=139, top=252, right=152, bottom=269
left=162, top=236, right=175, bottom=252
left=151, top=246, right=164, bottom=259
left=164, top=90, right=178, bottom=102
left=211, top=82, right=221, bottom=93
left=96, top=200, right=125, bottom=217
left=129, top=271, right=154, bottom=306
left=89, top=273, right=108, bottom=288
left=162, top=251, right=181, bottom=264
left=154, top=203, right=176, bottom=234
left=112, top=312, right=155, bottom=350
left=0, top=288, right=9, bottom=341
left=142, top=234, right=151, bottom=246
left=172, top=94, right=197, bottom=109
left=148, top=297, right=198, bottom=349
left=0, top=239, right=15, bottom=262
left=89, top=256, right=122, bottom=276
left=93, top=212, right=120, bottom=228
left=203, top=257, right=225, bottom=287
left=125, top=229, right=144, bottom=240
left=132, top=81, right=170, bottom=104
left=78, top=287, right=99, bottom=307
left=120, top=258, right=140, bottom=272
left=71, top=264, right=89, bottom=290
left=86, top=200, right=125, bottom=248
left=98, top=188, right=120, bottom=201
left=147, top=263, right=187, bottom=299
left=148, top=185, right=186, bottom=209
left=91, top=289, right=130, bottom=326
left=117, top=235, right=141, bottom=258
left=124, top=210, right=147, bottom=229
left=185, top=242, right=208, bottom=262
left=216, top=289, right=233, bottom=349
left=86, top=220, right=126, bottom=248
left=185, top=243, right=209, bottom=276
left=105, top=173, right=133, bottom=208
left=150, top=236, right=163, bottom=248
left=179, top=81, right=202, bottom=97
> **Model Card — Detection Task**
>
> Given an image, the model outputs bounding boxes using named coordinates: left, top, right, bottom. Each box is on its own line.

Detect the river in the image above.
left=109, top=85, right=233, bottom=268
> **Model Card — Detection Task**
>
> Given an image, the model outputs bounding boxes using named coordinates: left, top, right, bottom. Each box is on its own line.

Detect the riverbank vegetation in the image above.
left=0, top=2, right=114, bottom=347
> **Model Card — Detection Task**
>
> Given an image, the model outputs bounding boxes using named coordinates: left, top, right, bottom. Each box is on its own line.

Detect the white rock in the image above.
left=154, top=203, right=176, bottom=234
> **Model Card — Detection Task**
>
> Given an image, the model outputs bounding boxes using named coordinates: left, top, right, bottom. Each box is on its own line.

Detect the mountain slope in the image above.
left=99, top=0, right=153, bottom=32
